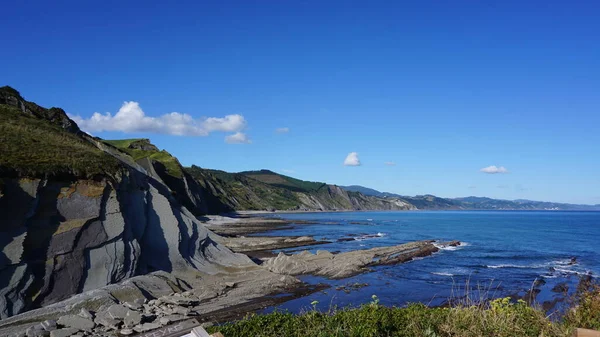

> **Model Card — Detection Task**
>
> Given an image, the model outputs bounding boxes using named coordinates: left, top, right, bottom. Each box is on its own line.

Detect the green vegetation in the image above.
left=210, top=289, right=600, bottom=337
left=185, top=166, right=303, bottom=210
left=0, top=104, right=120, bottom=178
left=103, top=139, right=183, bottom=177
left=241, top=170, right=326, bottom=192
left=102, top=139, right=144, bottom=149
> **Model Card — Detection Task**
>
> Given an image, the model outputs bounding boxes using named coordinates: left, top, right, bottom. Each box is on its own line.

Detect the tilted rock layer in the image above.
left=0, top=167, right=252, bottom=319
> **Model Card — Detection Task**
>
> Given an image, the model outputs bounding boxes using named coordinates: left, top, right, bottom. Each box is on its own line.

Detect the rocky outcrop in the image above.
left=0, top=267, right=304, bottom=336
left=0, top=86, right=81, bottom=135
left=262, top=241, right=442, bottom=279
left=293, top=185, right=416, bottom=211
left=0, top=166, right=253, bottom=319
left=217, top=236, right=326, bottom=253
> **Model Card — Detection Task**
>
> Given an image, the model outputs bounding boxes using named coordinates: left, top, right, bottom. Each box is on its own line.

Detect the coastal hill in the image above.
left=342, top=185, right=600, bottom=211
left=184, top=167, right=415, bottom=212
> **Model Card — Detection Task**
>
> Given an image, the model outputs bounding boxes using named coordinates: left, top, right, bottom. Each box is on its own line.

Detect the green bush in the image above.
left=209, top=297, right=574, bottom=337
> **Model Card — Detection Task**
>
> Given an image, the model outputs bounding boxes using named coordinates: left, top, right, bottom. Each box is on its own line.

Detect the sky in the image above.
left=1, top=1, right=599, bottom=204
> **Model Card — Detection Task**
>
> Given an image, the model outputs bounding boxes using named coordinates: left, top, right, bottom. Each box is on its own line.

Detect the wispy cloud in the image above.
left=70, top=101, right=248, bottom=143
left=343, top=152, right=361, bottom=166
left=384, top=162, right=396, bottom=166
left=225, top=132, right=252, bottom=144
left=275, top=127, right=289, bottom=134
left=480, top=165, right=509, bottom=174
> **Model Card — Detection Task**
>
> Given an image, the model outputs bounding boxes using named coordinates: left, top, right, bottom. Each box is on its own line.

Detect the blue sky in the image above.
left=2, top=1, right=599, bottom=204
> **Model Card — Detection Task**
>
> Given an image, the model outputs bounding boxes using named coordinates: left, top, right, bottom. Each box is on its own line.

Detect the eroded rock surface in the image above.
left=0, top=266, right=307, bottom=337
left=217, top=235, right=327, bottom=252
left=262, top=240, right=443, bottom=279
left=0, top=169, right=252, bottom=319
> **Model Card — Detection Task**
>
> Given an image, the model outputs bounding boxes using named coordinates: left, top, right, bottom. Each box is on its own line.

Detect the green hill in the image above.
left=102, top=138, right=183, bottom=178
left=240, top=170, right=326, bottom=192
left=0, top=86, right=120, bottom=178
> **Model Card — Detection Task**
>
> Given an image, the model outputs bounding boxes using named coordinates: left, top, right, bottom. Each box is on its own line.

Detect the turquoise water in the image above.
left=258, top=211, right=600, bottom=313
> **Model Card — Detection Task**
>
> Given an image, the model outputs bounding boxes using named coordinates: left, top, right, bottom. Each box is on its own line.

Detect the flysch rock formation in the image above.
left=0, top=87, right=256, bottom=321
left=0, top=167, right=258, bottom=319
left=262, top=240, right=453, bottom=279
left=0, top=268, right=304, bottom=336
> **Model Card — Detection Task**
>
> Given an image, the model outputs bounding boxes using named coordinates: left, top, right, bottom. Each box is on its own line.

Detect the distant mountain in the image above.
left=341, top=185, right=600, bottom=211
left=453, top=197, right=600, bottom=211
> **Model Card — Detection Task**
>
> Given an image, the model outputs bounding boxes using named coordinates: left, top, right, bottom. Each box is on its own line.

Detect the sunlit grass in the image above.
left=209, top=283, right=600, bottom=337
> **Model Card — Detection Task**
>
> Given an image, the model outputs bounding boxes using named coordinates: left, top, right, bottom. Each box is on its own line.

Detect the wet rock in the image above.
left=56, top=315, right=95, bottom=331
left=49, top=328, right=80, bottom=337
left=552, top=283, right=569, bottom=293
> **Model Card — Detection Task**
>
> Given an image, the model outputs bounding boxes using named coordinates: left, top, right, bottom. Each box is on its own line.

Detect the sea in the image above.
left=256, top=211, right=600, bottom=314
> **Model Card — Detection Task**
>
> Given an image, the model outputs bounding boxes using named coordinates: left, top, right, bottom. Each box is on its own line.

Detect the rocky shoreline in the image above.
left=0, top=215, right=460, bottom=337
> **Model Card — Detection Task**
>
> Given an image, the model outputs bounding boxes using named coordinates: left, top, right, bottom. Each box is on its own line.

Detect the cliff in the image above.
left=0, top=87, right=252, bottom=318
left=185, top=168, right=416, bottom=212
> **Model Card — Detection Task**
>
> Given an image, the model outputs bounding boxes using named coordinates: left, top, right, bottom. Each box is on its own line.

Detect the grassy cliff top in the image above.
left=240, top=170, right=326, bottom=192
left=103, top=139, right=183, bottom=178
left=0, top=104, right=120, bottom=178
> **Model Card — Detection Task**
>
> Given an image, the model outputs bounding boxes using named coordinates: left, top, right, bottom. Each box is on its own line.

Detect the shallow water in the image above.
left=256, top=211, right=600, bottom=313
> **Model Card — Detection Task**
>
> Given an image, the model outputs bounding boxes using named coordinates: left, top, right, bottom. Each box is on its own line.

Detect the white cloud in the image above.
left=480, top=165, right=509, bottom=174
left=203, top=115, right=247, bottom=132
left=384, top=161, right=396, bottom=166
left=70, top=101, right=247, bottom=139
left=343, top=152, right=361, bottom=166
left=225, top=132, right=251, bottom=144
left=275, top=127, right=289, bottom=133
